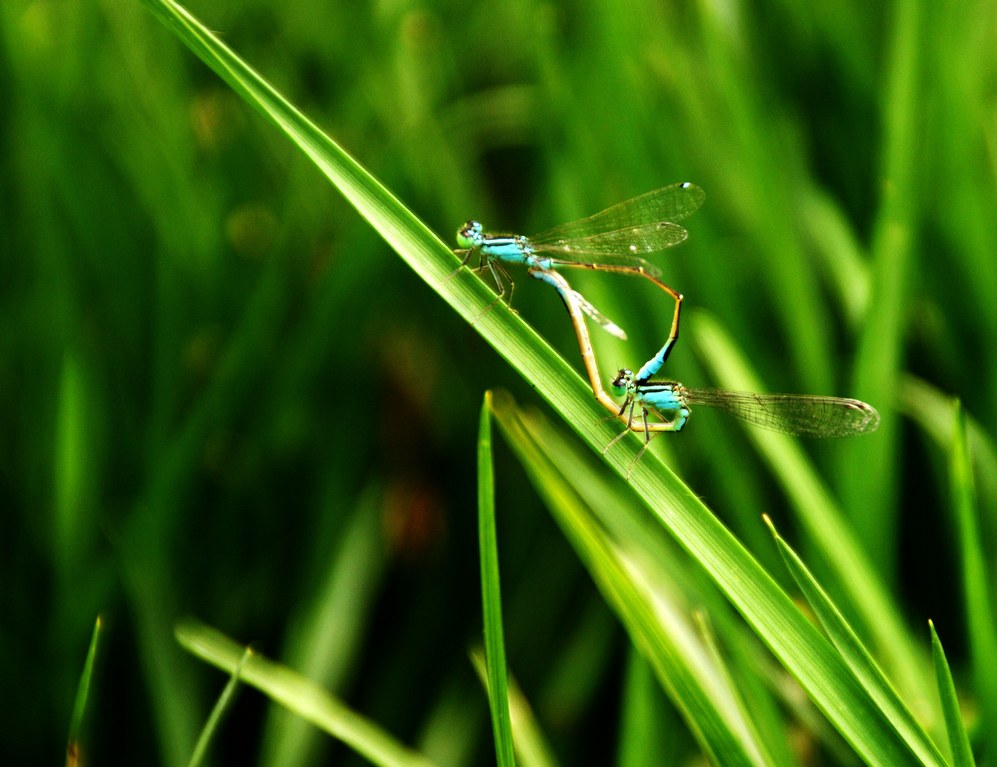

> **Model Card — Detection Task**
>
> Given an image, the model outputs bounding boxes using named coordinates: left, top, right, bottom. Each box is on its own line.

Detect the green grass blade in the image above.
left=930, top=621, right=975, bottom=767
left=188, top=647, right=250, bottom=767
left=412, top=680, right=485, bottom=765
left=134, top=6, right=948, bottom=765
left=175, top=620, right=437, bottom=767
left=135, top=0, right=644, bottom=507
left=900, top=375, right=997, bottom=514
left=692, top=610, right=791, bottom=767
left=470, top=650, right=560, bottom=767
left=527, top=408, right=843, bottom=764
left=950, top=401, right=997, bottom=760
left=54, top=352, right=94, bottom=579
left=692, top=311, right=931, bottom=709
left=616, top=649, right=680, bottom=767
left=493, top=391, right=785, bottom=766
left=493, top=391, right=926, bottom=765
left=477, top=392, right=515, bottom=767
left=799, top=186, right=871, bottom=328
left=765, top=516, right=945, bottom=766
left=839, top=0, right=922, bottom=558
left=67, top=615, right=103, bottom=764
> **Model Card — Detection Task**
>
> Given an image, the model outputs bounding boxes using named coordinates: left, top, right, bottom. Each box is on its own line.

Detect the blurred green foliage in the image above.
left=2, top=0, right=995, bottom=763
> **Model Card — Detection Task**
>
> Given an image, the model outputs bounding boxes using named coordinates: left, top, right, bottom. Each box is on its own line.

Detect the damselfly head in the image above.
left=456, top=220, right=483, bottom=249
left=610, top=369, right=635, bottom=397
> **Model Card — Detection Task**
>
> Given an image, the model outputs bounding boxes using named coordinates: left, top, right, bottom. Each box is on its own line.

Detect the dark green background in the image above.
left=2, top=0, right=994, bottom=763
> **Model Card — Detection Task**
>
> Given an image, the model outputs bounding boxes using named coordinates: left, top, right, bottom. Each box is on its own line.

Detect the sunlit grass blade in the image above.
left=901, top=382, right=997, bottom=759
left=692, top=311, right=931, bottom=710
left=764, top=516, right=945, bottom=766
left=493, top=391, right=792, bottom=766
left=525, top=406, right=854, bottom=763
left=692, top=610, right=795, bottom=767
left=175, top=620, right=436, bottom=767
left=929, top=621, right=975, bottom=767
left=469, top=650, right=560, bottom=767
left=135, top=0, right=637, bottom=512
left=66, top=615, right=103, bottom=767
left=477, top=392, right=514, bottom=767
left=493, top=390, right=927, bottom=765
left=949, top=401, right=997, bottom=761
left=188, top=647, right=250, bottom=767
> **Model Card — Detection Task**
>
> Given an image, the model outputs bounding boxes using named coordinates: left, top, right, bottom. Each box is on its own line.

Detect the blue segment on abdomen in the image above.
left=636, top=345, right=670, bottom=381
left=481, top=237, right=553, bottom=269
left=638, top=385, right=690, bottom=430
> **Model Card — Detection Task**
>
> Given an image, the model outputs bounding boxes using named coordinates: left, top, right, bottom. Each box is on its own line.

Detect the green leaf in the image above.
left=477, top=392, right=515, bottom=767
left=930, top=621, right=975, bottom=767
left=470, top=650, right=560, bottom=767
left=175, top=620, right=436, bottom=767
left=492, top=391, right=927, bottom=765
left=949, top=401, right=997, bottom=760
left=493, top=391, right=783, bottom=766
left=188, top=647, right=250, bottom=767
left=692, top=312, right=932, bottom=711
left=135, top=0, right=660, bottom=536
left=67, top=615, right=103, bottom=760
left=766, top=516, right=945, bottom=766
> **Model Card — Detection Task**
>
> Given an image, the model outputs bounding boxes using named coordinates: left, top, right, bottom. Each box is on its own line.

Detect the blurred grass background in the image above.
left=2, top=0, right=995, bottom=764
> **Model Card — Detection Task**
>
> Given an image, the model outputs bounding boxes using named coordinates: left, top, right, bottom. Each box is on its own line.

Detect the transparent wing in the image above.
left=681, top=387, right=881, bottom=437
left=572, top=290, right=627, bottom=340
left=531, top=221, right=688, bottom=259
left=530, top=182, right=705, bottom=243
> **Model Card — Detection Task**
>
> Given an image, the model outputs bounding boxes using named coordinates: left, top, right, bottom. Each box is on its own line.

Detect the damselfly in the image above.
left=542, top=272, right=879, bottom=471
left=455, top=182, right=704, bottom=342
left=606, top=367, right=880, bottom=465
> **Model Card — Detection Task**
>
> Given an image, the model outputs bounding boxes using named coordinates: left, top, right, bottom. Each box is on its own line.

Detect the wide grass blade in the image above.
left=492, top=390, right=928, bottom=765
left=493, top=391, right=791, bottom=765
left=135, top=0, right=645, bottom=516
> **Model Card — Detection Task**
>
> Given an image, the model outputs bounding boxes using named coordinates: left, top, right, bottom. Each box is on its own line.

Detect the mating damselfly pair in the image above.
left=454, top=183, right=879, bottom=462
